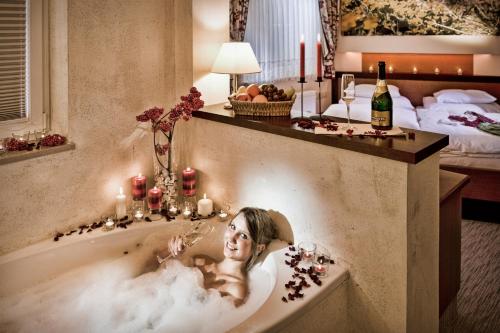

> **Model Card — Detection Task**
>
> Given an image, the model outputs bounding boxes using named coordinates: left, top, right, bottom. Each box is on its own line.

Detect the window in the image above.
left=0, top=0, right=47, bottom=138
left=243, top=0, right=322, bottom=83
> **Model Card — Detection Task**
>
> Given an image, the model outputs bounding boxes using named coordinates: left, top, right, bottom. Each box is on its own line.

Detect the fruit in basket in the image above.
left=235, top=93, right=250, bottom=101
left=237, top=86, right=247, bottom=94
left=252, top=94, right=268, bottom=103
left=284, top=87, right=295, bottom=100
left=247, top=84, right=260, bottom=98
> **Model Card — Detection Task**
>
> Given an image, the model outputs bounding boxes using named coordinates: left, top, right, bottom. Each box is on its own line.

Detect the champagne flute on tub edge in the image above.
left=341, top=74, right=356, bottom=130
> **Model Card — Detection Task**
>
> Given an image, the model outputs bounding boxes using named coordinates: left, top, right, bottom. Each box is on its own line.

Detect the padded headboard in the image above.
left=332, top=73, right=500, bottom=107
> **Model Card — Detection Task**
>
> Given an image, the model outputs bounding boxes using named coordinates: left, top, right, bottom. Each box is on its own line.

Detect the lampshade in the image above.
left=211, top=42, right=261, bottom=74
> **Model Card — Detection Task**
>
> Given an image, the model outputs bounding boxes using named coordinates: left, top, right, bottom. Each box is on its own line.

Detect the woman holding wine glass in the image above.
left=167, top=207, right=278, bottom=307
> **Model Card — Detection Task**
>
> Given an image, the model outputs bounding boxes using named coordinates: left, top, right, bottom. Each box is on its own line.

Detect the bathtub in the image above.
left=0, top=218, right=349, bottom=332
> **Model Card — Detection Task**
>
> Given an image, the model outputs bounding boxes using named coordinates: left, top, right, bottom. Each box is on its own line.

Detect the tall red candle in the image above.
left=148, top=186, right=162, bottom=210
left=182, top=167, right=196, bottom=197
left=316, top=33, right=322, bottom=80
left=131, top=173, right=147, bottom=200
left=299, top=34, right=305, bottom=80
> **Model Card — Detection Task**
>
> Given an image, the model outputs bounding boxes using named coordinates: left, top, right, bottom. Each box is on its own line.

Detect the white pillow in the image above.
left=433, top=89, right=496, bottom=104
left=355, top=84, right=401, bottom=98
left=340, top=96, right=414, bottom=109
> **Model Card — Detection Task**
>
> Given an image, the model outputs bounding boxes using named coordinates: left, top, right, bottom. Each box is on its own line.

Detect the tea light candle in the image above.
left=218, top=210, right=229, bottom=222
left=434, top=67, right=440, bottom=75
left=412, top=66, right=418, bottom=74
left=115, top=187, right=126, bottom=220
left=457, top=68, right=463, bottom=75
left=368, top=65, right=374, bottom=73
left=148, top=186, right=162, bottom=210
left=388, top=65, right=394, bottom=73
left=314, top=263, right=327, bottom=274
left=168, top=202, right=178, bottom=216
left=183, top=207, right=192, bottom=219
left=104, top=217, right=115, bottom=231
left=197, top=193, right=213, bottom=216
left=182, top=167, right=196, bottom=197
left=134, top=209, right=144, bottom=220
left=131, top=173, right=147, bottom=200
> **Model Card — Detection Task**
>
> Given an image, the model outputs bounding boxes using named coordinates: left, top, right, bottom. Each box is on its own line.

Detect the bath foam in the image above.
left=0, top=232, right=272, bottom=333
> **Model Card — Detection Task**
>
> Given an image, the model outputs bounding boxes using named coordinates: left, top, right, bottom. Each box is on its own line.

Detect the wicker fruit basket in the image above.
left=229, top=95, right=296, bottom=117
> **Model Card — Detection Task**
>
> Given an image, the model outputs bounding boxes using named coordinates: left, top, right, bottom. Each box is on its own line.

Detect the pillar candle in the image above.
left=299, top=34, right=305, bottom=80
left=182, top=167, right=196, bottom=197
left=115, top=187, right=127, bottom=219
left=131, top=173, right=147, bottom=200
left=197, top=193, right=213, bottom=216
left=316, top=33, right=322, bottom=80
left=148, top=186, right=162, bottom=210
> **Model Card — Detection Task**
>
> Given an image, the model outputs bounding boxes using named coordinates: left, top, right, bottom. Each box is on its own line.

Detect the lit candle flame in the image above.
left=119, top=187, right=123, bottom=195
left=203, top=193, right=207, bottom=199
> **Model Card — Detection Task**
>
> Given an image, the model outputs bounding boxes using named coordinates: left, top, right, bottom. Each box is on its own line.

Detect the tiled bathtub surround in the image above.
left=177, top=118, right=439, bottom=333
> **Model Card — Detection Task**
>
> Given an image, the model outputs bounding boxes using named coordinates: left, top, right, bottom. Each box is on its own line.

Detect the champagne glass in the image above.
left=156, top=221, right=214, bottom=264
left=341, top=74, right=356, bottom=130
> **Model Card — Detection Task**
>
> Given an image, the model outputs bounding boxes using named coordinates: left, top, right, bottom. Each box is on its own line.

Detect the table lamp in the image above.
left=211, top=42, right=261, bottom=98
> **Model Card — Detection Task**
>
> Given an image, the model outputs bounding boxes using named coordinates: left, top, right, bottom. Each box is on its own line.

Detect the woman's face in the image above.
left=223, top=214, right=253, bottom=262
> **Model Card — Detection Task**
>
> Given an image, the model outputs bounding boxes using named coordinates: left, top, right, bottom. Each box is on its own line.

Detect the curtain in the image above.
left=243, top=0, right=322, bottom=83
left=229, top=0, right=250, bottom=42
left=318, top=0, right=339, bottom=78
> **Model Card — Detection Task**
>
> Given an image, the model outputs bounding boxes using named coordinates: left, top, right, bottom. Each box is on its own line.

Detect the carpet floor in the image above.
left=455, top=220, right=500, bottom=333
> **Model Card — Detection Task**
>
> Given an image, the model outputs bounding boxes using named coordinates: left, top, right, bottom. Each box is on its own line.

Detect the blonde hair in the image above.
left=233, top=207, right=278, bottom=270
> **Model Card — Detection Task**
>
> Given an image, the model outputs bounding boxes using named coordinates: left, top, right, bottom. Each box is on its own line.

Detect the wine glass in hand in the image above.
left=341, top=74, right=356, bottom=130
left=157, top=221, right=214, bottom=264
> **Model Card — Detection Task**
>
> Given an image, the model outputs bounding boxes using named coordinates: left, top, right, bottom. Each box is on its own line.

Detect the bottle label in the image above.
left=374, top=80, right=388, bottom=97
left=372, top=110, right=391, bottom=126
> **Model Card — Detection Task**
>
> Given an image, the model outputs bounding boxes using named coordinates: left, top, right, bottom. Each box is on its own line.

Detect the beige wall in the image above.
left=0, top=0, right=193, bottom=255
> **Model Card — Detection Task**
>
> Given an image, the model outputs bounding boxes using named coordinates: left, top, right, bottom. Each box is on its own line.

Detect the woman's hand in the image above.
left=167, top=235, right=186, bottom=257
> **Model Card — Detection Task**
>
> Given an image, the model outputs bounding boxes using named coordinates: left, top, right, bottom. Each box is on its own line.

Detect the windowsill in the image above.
left=0, top=142, right=75, bottom=165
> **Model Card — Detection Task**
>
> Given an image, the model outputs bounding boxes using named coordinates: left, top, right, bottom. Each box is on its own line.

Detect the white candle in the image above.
left=412, top=66, right=418, bottom=74
left=457, top=68, right=463, bottom=75
left=388, top=65, right=394, bottom=73
left=434, top=67, right=440, bottom=75
left=116, top=187, right=127, bottom=219
left=218, top=210, right=228, bottom=222
left=197, top=193, right=213, bottom=216
left=183, top=207, right=192, bottom=219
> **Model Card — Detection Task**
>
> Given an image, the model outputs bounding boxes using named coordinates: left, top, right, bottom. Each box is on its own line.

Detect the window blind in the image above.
left=0, top=0, right=26, bottom=122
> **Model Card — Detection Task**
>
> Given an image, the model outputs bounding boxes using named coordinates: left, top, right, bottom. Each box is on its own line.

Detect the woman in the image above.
left=167, top=207, right=277, bottom=306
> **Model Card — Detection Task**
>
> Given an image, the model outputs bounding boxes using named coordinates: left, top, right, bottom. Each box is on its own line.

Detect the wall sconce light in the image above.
left=368, top=65, right=374, bottom=73
left=457, top=68, right=463, bottom=75
left=434, top=67, right=440, bottom=75
left=388, top=65, right=394, bottom=73
left=412, top=66, right=418, bottom=74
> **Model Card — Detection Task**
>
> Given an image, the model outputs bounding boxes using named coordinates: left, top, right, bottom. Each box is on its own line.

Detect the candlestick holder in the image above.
left=315, top=77, right=323, bottom=120
left=291, top=77, right=307, bottom=120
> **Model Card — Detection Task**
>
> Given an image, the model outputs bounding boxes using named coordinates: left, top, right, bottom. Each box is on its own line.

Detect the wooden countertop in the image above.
left=194, top=103, right=449, bottom=164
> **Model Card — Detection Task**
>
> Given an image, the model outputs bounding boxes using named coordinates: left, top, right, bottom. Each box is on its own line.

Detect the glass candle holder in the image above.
left=148, top=186, right=162, bottom=221
left=168, top=199, right=179, bottom=217
left=218, top=209, right=229, bottom=222
left=313, top=245, right=331, bottom=278
left=298, top=241, right=316, bottom=264
left=182, top=201, right=193, bottom=220
left=103, top=217, right=115, bottom=231
left=132, top=199, right=145, bottom=221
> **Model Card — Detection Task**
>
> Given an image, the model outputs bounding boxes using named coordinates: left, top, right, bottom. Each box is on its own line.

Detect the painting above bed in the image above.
left=341, top=0, right=499, bottom=36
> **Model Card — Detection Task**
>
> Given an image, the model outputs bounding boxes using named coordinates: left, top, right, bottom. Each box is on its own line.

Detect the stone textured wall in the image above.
left=0, top=0, right=192, bottom=255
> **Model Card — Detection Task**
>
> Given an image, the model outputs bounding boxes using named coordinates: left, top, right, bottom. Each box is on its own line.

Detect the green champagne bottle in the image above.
left=371, top=61, right=393, bottom=130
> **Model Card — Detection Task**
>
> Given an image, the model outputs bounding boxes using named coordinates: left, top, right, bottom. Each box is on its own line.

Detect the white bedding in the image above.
left=416, top=98, right=500, bottom=154
left=323, top=97, right=420, bottom=130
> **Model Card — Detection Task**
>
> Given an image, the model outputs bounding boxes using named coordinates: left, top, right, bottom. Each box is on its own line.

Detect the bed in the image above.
left=331, top=72, right=500, bottom=203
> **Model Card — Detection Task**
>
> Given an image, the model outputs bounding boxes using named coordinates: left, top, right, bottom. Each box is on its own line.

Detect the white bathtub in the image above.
left=0, top=218, right=349, bottom=333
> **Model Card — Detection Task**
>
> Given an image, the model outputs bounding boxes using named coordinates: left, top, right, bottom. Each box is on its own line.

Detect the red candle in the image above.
left=131, top=173, right=147, bottom=200
left=300, top=34, right=305, bottom=80
left=148, top=186, right=162, bottom=210
left=182, top=167, right=196, bottom=197
left=316, top=33, right=322, bottom=80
